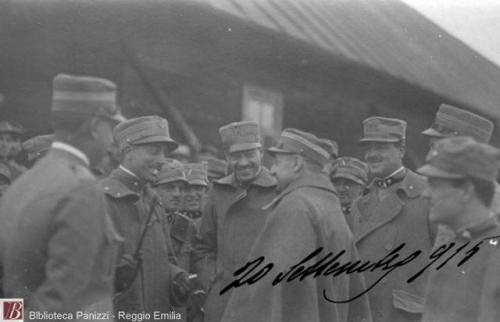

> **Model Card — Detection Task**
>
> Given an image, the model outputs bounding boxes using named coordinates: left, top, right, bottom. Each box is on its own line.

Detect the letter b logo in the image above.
left=0, top=299, right=23, bottom=321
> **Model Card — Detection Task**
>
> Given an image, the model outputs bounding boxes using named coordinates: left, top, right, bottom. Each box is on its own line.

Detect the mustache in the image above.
left=366, top=156, right=384, bottom=163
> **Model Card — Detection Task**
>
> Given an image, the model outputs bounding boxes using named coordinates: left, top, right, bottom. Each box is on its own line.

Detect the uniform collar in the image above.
left=363, top=168, right=425, bottom=198
left=214, top=167, right=276, bottom=189
left=264, top=170, right=335, bottom=210
left=373, top=166, right=405, bottom=189
left=52, top=141, right=90, bottom=167
left=111, top=167, right=146, bottom=193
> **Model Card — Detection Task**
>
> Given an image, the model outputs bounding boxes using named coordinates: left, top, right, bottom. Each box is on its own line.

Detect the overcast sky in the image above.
left=402, top=0, right=500, bottom=66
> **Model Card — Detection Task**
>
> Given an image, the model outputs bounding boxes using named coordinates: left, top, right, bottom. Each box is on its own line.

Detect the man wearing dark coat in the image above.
left=193, top=121, right=276, bottom=322
left=221, top=128, right=372, bottom=322
left=0, top=74, right=124, bottom=319
left=101, top=116, right=191, bottom=321
left=418, top=136, right=500, bottom=322
left=350, top=117, right=433, bottom=322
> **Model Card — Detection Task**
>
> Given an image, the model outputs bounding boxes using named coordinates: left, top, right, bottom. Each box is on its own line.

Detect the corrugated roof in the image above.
left=201, top=0, right=500, bottom=121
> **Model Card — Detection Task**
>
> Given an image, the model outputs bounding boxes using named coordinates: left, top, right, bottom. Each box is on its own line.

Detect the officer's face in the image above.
left=156, top=181, right=186, bottom=212
left=125, top=143, right=169, bottom=182
left=363, top=142, right=404, bottom=178
left=331, top=177, right=364, bottom=207
left=0, top=133, right=18, bottom=158
left=226, top=148, right=262, bottom=184
left=270, top=153, right=299, bottom=192
left=184, top=184, right=207, bottom=212
left=422, top=177, right=466, bottom=228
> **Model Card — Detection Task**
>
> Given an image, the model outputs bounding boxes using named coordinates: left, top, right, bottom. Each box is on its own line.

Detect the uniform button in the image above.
left=409, top=185, right=414, bottom=190
left=104, top=186, right=109, bottom=191
left=385, top=243, right=393, bottom=250
left=117, top=192, right=121, bottom=197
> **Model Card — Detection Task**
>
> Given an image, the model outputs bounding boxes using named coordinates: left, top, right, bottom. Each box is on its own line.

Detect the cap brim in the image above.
left=417, top=164, right=465, bottom=179
left=421, top=128, right=446, bottom=138
left=134, top=137, right=179, bottom=151
left=359, top=138, right=401, bottom=143
left=267, top=146, right=297, bottom=156
left=331, top=172, right=366, bottom=186
left=155, top=178, right=188, bottom=186
left=188, top=179, right=208, bottom=186
left=228, top=142, right=261, bottom=153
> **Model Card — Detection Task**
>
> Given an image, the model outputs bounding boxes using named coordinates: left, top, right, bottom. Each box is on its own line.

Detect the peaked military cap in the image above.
left=268, top=128, right=330, bottom=166
left=114, top=115, right=178, bottom=152
left=22, top=134, right=55, bottom=162
left=422, top=104, right=494, bottom=143
left=219, top=121, right=261, bottom=153
left=331, top=157, right=369, bottom=186
left=155, top=159, right=187, bottom=186
left=418, top=136, right=500, bottom=182
left=185, top=163, right=209, bottom=187
left=52, top=74, right=126, bottom=124
left=360, top=116, right=407, bottom=143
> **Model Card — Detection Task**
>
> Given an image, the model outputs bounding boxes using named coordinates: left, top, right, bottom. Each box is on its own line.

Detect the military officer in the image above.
left=22, top=134, right=55, bottom=166
left=101, top=116, right=193, bottom=320
left=350, top=116, right=433, bottom=322
left=0, top=74, right=124, bottom=319
left=330, top=157, right=368, bottom=227
left=422, top=103, right=500, bottom=215
left=418, top=136, right=500, bottom=322
left=193, top=121, right=277, bottom=322
left=0, top=120, right=26, bottom=181
left=184, top=162, right=209, bottom=226
left=221, top=128, right=371, bottom=322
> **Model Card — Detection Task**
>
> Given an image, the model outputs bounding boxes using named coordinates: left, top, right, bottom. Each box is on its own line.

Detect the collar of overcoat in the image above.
left=214, top=167, right=276, bottom=189
left=263, top=170, right=335, bottom=211
left=101, top=167, right=146, bottom=201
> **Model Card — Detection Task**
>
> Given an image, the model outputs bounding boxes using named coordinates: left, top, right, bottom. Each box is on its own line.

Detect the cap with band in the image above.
left=155, top=159, right=187, bottom=186
left=219, top=121, right=261, bottom=153
left=422, top=104, right=494, bottom=143
left=360, top=116, right=407, bottom=143
left=185, top=163, right=209, bottom=187
left=331, top=157, right=369, bottom=186
left=52, top=74, right=126, bottom=124
left=417, top=136, right=500, bottom=182
left=268, top=128, right=330, bottom=166
left=114, top=115, right=178, bottom=152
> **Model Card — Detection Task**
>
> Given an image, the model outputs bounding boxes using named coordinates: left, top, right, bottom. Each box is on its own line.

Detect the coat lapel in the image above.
left=355, top=186, right=404, bottom=243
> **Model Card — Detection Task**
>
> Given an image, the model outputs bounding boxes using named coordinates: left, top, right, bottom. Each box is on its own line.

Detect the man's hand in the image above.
left=172, top=272, right=195, bottom=303
left=115, top=253, right=142, bottom=293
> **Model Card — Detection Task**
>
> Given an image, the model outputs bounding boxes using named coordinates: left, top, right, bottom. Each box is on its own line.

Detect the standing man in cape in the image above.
left=221, top=128, right=371, bottom=322
left=194, top=121, right=276, bottom=322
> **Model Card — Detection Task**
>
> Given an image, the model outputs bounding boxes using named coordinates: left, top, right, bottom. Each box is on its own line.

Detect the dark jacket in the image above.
left=193, top=168, right=276, bottom=322
left=350, top=169, right=433, bottom=322
left=422, top=216, right=500, bottom=322
left=101, top=168, right=183, bottom=319
left=221, top=170, right=372, bottom=322
left=0, top=148, right=120, bottom=320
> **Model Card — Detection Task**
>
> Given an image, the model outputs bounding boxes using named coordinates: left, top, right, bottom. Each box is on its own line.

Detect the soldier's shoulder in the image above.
left=100, top=177, right=140, bottom=201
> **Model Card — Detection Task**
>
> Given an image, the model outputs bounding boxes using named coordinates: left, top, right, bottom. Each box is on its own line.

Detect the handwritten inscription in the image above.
left=220, top=235, right=500, bottom=303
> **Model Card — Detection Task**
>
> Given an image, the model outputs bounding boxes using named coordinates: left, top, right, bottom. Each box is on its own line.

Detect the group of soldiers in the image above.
left=0, top=72, right=499, bottom=322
